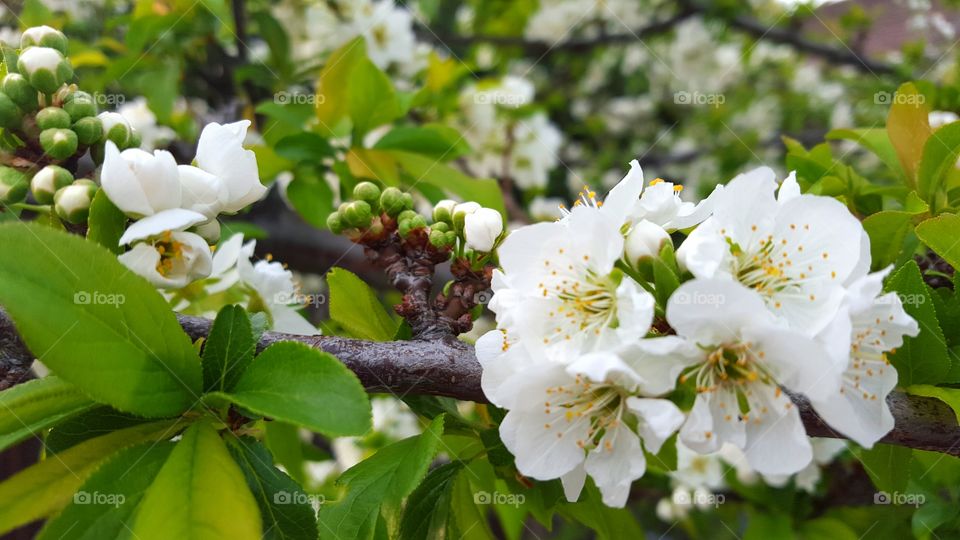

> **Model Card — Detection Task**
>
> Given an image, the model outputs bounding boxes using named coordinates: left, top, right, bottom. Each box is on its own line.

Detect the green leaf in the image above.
left=85, top=190, right=127, bottom=254
left=918, top=122, right=960, bottom=205
left=131, top=421, right=262, bottom=540
left=226, top=436, right=318, bottom=540
left=317, top=415, right=445, bottom=540
left=274, top=132, right=335, bottom=163
left=36, top=442, right=176, bottom=540
left=373, top=125, right=470, bottom=161
left=906, top=385, right=960, bottom=424
left=826, top=128, right=903, bottom=178
left=863, top=211, right=914, bottom=269
left=745, top=512, right=794, bottom=540
left=0, top=223, right=202, bottom=417
left=916, top=214, right=960, bottom=271
left=886, top=82, right=932, bottom=189
left=651, top=257, right=680, bottom=309
left=558, top=483, right=643, bottom=540
left=0, top=419, right=184, bottom=535
left=398, top=462, right=462, bottom=540
left=857, top=443, right=912, bottom=493
left=348, top=58, right=401, bottom=138
left=0, top=376, right=95, bottom=452
left=286, top=165, right=335, bottom=228
left=799, top=518, right=858, bottom=540
left=327, top=267, right=398, bottom=341
left=208, top=341, right=371, bottom=437
left=265, top=421, right=307, bottom=485
left=202, top=305, right=256, bottom=393
left=884, top=261, right=950, bottom=385
left=316, top=38, right=367, bottom=133
left=449, top=470, right=495, bottom=540
left=45, top=406, right=149, bottom=454
left=390, top=151, right=506, bottom=216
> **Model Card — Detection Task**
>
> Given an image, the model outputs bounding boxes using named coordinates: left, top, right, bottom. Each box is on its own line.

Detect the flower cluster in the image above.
left=477, top=161, right=919, bottom=507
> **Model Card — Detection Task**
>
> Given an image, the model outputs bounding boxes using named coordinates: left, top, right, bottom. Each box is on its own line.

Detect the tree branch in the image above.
left=0, top=309, right=957, bottom=455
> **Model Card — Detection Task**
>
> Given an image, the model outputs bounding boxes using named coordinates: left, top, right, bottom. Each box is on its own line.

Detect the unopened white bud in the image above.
left=625, top=220, right=670, bottom=264
left=464, top=207, right=503, bottom=252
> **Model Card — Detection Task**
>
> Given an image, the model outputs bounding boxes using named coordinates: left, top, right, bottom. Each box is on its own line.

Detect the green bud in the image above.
left=430, top=221, right=450, bottom=233
left=398, top=209, right=419, bottom=223
left=72, top=116, right=103, bottom=145
left=30, top=164, right=72, bottom=204
left=401, top=193, right=414, bottom=211
left=0, top=166, right=28, bottom=204
left=54, top=179, right=97, bottom=224
left=403, top=215, right=427, bottom=237
left=21, top=26, right=68, bottom=55
left=2, top=74, right=38, bottom=111
left=36, top=106, right=70, bottom=129
left=97, top=112, right=131, bottom=147
left=352, top=181, right=381, bottom=206
left=127, top=129, right=142, bottom=149
left=62, top=91, right=97, bottom=121
left=17, top=47, right=72, bottom=94
left=429, top=229, right=452, bottom=249
left=379, top=187, right=405, bottom=216
left=326, top=211, right=344, bottom=234
left=89, top=141, right=105, bottom=165
left=0, top=92, right=21, bottom=129
left=342, top=200, right=373, bottom=229
left=432, top=199, right=456, bottom=224
left=39, top=127, right=78, bottom=160
left=452, top=201, right=481, bottom=232
left=444, top=230, right=457, bottom=245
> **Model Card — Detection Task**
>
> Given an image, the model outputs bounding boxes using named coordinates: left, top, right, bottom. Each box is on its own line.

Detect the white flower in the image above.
left=178, top=165, right=228, bottom=219
left=643, top=278, right=842, bottom=475
left=18, top=46, right=63, bottom=72
left=476, top=330, right=684, bottom=508
left=195, top=120, right=267, bottom=213
left=464, top=207, right=503, bottom=252
left=98, top=112, right=133, bottom=140
left=237, top=251, right=318, bottom=336
left=117, top=208, right=212, bottom=289
left=624, top=219, right=670, bottom=264
left=807, top=268, right=919, bottom=448
left=100, top=141, right=181, bottom=218
left=118, top=97, right=176, bottom=150
left=671, top=440, right=726, bottom=491
left=676, top=167, right=867, bottom=335
left=490, top=207, right=655, bottom=362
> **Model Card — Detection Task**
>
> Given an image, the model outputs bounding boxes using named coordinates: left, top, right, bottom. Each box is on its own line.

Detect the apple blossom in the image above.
left=117, top=208, right=212, bottom=289
left=463, top=207, right=503, bottom=252
left=195, top=120, right=267, bottom=213
left=100, top=141, right=181, bottom=218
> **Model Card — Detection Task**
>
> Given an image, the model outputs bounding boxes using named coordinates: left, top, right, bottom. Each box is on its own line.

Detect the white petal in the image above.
left=270, top=305, right=319, bottom=335
left=741, top=384, right=813, bottom=475
left=567, top=352, right=642, bottom=390
left=680, top=389, right=745, bottom=454
left=100, top=141, right=155, bottom=217
left=599, top=159, right=643, bottom=226
left=618, top=336, right=700, bottom=396
left=776, top=171, right=800, bottom=203
left=118, top=208, right=207, bottom=245
left=211, top=233, right=246, bottom=276
left=743, top=324, right=842, bottom=401
left=667, top=278, right=774, bottom=345
left=584, top=424, right=645, bottom=508
left=627, top=397, right=685, bottom=454
left=178, top=165, right=228, bottom=218
left=196, top=120, right=267, bottom=213
left=560, top=464, right=586, bottom=503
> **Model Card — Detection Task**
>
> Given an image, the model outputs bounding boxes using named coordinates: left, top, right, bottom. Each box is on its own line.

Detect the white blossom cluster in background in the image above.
left=476, top=160, right=918, bottom=507
left=523, top=0, right=659, bottom=42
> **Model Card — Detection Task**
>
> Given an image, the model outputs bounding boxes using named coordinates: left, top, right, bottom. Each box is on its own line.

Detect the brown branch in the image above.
left=0, top=309, right=958, bottom=454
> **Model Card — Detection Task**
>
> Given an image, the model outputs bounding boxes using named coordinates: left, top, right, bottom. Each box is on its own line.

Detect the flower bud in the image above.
left=326, top=211, right=344, bottom=234
left=36, top=106, right=70, bottom=129
left=17, top=47, right=72, bottom=94
left=429, top=228, right=452, bottom=249
left=0, top=92, right=21, bottom=129
left=352, top=181, right=381, bottom=206
left=430, top=221, right=450, bottom=233
left=128, top=129, right=142, bottom=149
left=0, top=166, right=28, bottom=204
left=379, top=187, right=404, bottom=216
left=1, top=74, right=38, bottom=111
left=62, top=90, right=97, bottom=121
left=193, top=219, right=221, bottom=244
left=625, top=220, right=671, bottom=265
left=432, top=199, right=456, bottom=224
left=464, top=207, right=503, bottom=252
left=97, top=111, right=132, bottom=147
left=20, top=26, right=68, bottom=54
left=39, top=127, right=78, bottom=160
left=30, top=164, right=72, bottom=204
left=452, top=201, right=481, bottom=231
left=401, top=192, right=414, bottom=211
left=397, top=209, right=419, bottom=223
left=54, top=179, right=97, bottom=224
left=398, top=214, right=427, bottom=238
left=342, top=200, right=373, bottom=229
left=72, top=116, right=103, bottom=145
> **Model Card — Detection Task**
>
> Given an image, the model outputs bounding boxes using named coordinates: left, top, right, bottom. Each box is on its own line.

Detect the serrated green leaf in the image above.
left=0, top=223, right=202, bottom=417
left=398, top=462, right=462, bottom=540
left=36, top=442, right=175, bottom=540
left=202, top=305, right=256, bottom=393
left=85, top=190, right=127, bottom=254
left=0, top=419, right=184, bottom=535
left=327, top=267, right=398, bottom=341
left=449, top=470, right=495, bottom=540
left=0, top=376, right=95, bottom=452
left=916, top=214, right=960, bottom=271
left=131, top=421, right=262, bottom=540
left=558, top=483, right=643, bottom=540
left=318, top=415, right=445, bottom=540
left=348, top=58, right=401, bottom=138
left=227, top=436, right=318, bottom=540
left=208, top=341, right=371, bottom=437
left=885, top=261, right=950, bottom=385
left=857, top=443, right=912, bottom=494
left=826, top=127, right=903, bottom=178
